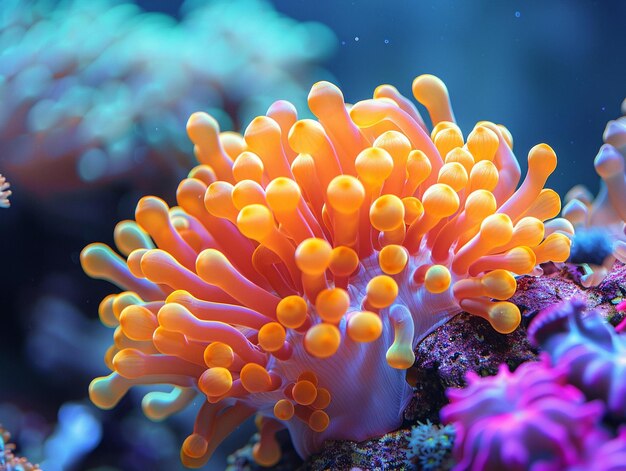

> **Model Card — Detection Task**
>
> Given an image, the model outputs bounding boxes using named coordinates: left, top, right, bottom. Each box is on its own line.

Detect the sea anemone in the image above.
left=82, top=74, right=571, bottom=466
left=563, top=99, right=626, bottom=286
left=441, top=358, right=605, bottom=471
left=570, top=428, right=626, bottom=471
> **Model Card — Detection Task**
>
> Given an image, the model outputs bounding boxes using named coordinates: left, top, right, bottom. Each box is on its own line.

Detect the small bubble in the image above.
left=341, top=40, right=346, bottom=46
left=601, top=106, right=606, bottom=111
left=384, top=39, right=389, bottom=44
left=515, top=11, right=521, bottom=18
left=354, top=36, right=359, bottom=42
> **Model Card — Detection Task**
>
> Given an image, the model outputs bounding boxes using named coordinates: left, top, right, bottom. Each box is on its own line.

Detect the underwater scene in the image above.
left=1, top=0, right=626, bottom=469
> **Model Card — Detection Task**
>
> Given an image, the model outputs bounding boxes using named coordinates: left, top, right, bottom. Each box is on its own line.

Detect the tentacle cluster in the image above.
left=82, top=74, right=570, bottom=466
left=563, top=99, right=626, bottom=286
left=441, top=358, right=605, bottom=471
left=529, top=298, right=626, bottom=419
left=444, top=299, right=626, bottom=471
left=570, top=428, right=626, bottom=471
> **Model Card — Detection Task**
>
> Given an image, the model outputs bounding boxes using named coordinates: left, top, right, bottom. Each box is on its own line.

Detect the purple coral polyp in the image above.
left=441, top=358, right=604, bottom=471
left=529, top=298, right=626, bottom=419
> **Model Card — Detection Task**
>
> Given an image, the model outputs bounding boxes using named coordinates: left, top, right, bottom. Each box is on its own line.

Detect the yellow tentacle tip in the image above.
left=186, top=111, right=220, bottom=144
left=434, top=126, right=464, bottom=159
left=233, top=151, right=264, bottom=183
left=274, top=399, right=295, bottom=421
left=195, top=248, right=232, bottom=283
left=308, top=410, right=330, bottom=432
left=402, top=197, right=424, bottom=225
left=258, top=322, right=287, bottom=353
left=266, top=177, right=302, bottom=212
left=355, top=147, right=394, bottom=186
left=370, top=194, right=405, bottom=232
left=295, top=238, right=333, bottom=275
left=89, top=374, right=128, bottom=410
left=487, top=301, right=521, bottom=334
left=412, top=74, right=448, bottom=105
left=315, top=288, right=350, bottom=323
left=347, top=311, right=383, bottom=343
left=437, top=162, right=468, bottom=192
left=244, top=115, right=281, bottom=143
left=198, top=367, right=233, bottom=397
left=469, top=160, right=499, bottom=192
left=349, top=99, right=393, bottom=127
left=80, top=243, right=117, bottom=278
left=407, top=150, right=432, bottom=183
left=467, top=125, right=499, bottom=162
left=327, top=175, right=365, bottom=214
left=422, top=183, right=460, bottom=218
left=424, top=265, right=451, bottom=294
left=293, top=380, right=318, bottom=406
left=304, top=323, right=341, bottom=358
left=276, top=295, right=308, bottom=329
left=480, top=270, right=517, bottom=300
left=366, top=275, right=399, bottom=308
left=528, top=143, right=557, bottom=176
left=240, top=363, right=274, bottom=393
left=378, top=244, right=409, bottom=275
left=329, top=246, right=360, bottom=278
left=533, top=232, right=571, bottom=264
left=480, top=214, right=514, bottom=244
left=308, top=81, right=345, bottom=114
left=252, top=438, right=281, bottom=467
left=183, top=433, right=208, bottom=460
left=386, top=346, right=416, bottom=370
left=237, top=204, right=275, bottom=240
left=204, top=342, right=235, bottom=368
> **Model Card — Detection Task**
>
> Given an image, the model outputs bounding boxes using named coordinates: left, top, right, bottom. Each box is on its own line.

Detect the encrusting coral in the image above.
left=0, top=174, right=10, bottom=208
left=0, top=425, right=39, bottom=471
left=81, top=73, right=571, bottom=467
left=563, top=99, right=626, bottom=286
left=406, top=420, right=455, bottom=470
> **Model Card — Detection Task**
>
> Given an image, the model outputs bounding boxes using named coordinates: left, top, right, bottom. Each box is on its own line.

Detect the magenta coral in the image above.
left=441, top=358, right=604, bottom=471
left=81, top=74, right=571, bottom=467
left=617, top=299, right=626, bottom=337
left=529, top=298, right=626, bottom=420
left=569, top=428, right=626, bottom=471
